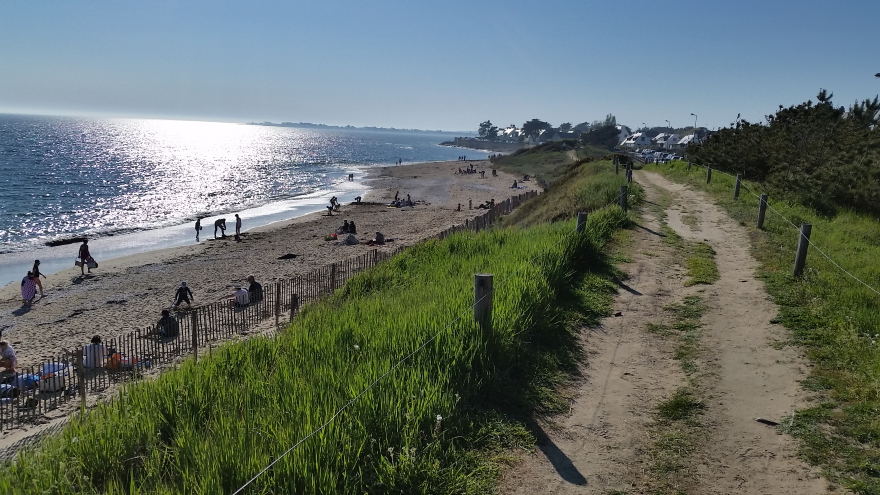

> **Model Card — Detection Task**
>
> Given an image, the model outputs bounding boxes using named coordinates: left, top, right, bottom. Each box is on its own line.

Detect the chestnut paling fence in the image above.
left=0, top=190, right=539, bottom=432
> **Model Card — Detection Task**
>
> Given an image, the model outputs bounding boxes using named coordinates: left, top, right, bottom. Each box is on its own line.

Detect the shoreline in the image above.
left=0, top=160, right=535, bottom=367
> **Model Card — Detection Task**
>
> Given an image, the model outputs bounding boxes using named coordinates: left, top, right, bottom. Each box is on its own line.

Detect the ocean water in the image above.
left=0, top=115, right=482, bottom=287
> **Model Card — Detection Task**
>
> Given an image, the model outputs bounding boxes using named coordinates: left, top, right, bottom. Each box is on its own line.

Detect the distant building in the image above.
left=621, top=132, right=652, bottom=148
left=616, top=125, right=632, bottom=144
left=653, top=133, right=681, bottom=149
left=675, top=134, right=698, bottom=148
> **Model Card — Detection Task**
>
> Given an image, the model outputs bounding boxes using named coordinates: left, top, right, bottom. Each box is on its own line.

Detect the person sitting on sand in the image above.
left=32, top=260, right=46, bottom=297
left=0, top=341, right=17, bottom=373
left=511, top=180, right=518, bottom=188
left=77, top=239, right=97, bottom=276
left=141, top=310, right=179, bottom=339
left=348, top=220, right=357, bottom=235
left=214, top=218, right=227, bottom=238
left=247, top=275, right=263, bottom=304
left=83, top=335, right=108, bottom=368
left=21, top=272, right=36, bottom=306
left=337, top=220, right=350, bottom=234
left=224, top=284, right=250, bottom=308
left=173, top=281, right=194, bottom=309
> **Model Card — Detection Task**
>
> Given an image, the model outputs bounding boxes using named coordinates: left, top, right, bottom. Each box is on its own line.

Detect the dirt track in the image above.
left=499, top=171, right=828, bottom=494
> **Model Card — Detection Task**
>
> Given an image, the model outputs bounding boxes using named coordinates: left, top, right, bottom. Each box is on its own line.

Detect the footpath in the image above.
left=500, top=170, right=830, bottom=494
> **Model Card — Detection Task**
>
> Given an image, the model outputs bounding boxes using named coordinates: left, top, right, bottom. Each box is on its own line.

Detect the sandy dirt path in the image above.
left=499, top=170, right=827, bottom=494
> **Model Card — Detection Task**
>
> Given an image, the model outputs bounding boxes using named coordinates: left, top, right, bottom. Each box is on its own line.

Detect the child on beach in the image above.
left=195, top=218, right=202, bottom=241
left=173, top=281, right=194, bottom=309
left=32, top=260, right=46, bottom=296
left=21, top=272, right=36, bottom=306
left=141, top=310, right=180, bottom=339
left=214, top=218, right=227, bottom=238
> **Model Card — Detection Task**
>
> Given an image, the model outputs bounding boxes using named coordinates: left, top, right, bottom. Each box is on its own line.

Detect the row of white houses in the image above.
left=620, top=131, right=700, bottom=149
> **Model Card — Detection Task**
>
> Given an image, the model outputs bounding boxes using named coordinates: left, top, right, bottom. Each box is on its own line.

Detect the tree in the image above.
left=478, top=120, right=499, bottom=139
left=522, top=119, right=552, bottom=139
left=603, top=113, right=617, bottom=127
left=558, top=122, right=573, bottom=133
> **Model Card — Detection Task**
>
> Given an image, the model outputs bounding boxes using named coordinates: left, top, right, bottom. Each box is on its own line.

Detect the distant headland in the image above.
left=247, top=121, right=474, bottom=135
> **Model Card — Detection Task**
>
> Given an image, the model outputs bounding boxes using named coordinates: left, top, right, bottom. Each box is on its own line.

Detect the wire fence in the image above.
left=0, top=190, right=539, bottom=433
left=633, top=155, right=880, bottom=296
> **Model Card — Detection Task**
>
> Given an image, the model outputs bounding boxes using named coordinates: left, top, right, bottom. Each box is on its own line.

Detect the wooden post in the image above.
left=289, top=294, right=298, bottom=322
left=274, top=283, right=281, bottom=328
left=615, top=162, right=619, bottom=175
left=75, top=348, right=86, bottom=410
left=576, top=212, right=588, bottom=232
left=330, top=263, right=337, bottom=292
left=706, top=166, right=712, bottom=184
left=757, top=194, right=768, bottom=229
left=687, top=160, right=691, bottom=171
left=474, top=274, right=493, bottom=330
left=191, top=310, right=198, bottom=362
left=619, top=186, right=628, bottom=212
left=793, top=223, right=812, bottom=277
left=734, top=174, right=742, bottom=199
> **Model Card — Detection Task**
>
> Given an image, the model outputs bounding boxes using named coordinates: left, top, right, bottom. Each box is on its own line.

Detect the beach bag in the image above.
left=87, top=259, right=98, bottom=269
left=344, top=234, right=359, bottom=245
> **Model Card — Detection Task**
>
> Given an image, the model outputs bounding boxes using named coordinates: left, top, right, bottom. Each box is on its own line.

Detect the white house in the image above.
left=621, top=132, right=652, bottom=148
left=675, top=134, right=698, bottom=148
left=653, top=133, right=681, bottom=149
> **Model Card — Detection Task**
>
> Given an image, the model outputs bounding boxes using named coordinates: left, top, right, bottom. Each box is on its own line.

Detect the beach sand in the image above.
left=0, top=160, right=535, bottom=367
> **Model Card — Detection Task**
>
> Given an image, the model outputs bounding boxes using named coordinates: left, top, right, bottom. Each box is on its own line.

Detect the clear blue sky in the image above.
left=1, top=0, right=878, bottom=132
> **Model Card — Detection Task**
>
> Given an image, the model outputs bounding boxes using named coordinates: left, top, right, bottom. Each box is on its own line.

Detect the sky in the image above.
left=1, top=0, right=878, bottom=132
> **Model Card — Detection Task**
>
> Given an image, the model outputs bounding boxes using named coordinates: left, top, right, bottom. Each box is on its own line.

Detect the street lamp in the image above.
left=665, top=119, right=670, bottom=129
left=690, top=113, right=698, bottom=143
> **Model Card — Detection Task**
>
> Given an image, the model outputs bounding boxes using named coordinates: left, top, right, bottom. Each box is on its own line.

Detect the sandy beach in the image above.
left=0, top=160, right=535, bottom=368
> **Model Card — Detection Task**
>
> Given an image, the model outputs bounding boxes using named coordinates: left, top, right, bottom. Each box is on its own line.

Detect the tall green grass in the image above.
left=0, top=202, right=632, bottom=494
left=645, top=161, right=880, bottom=493
left=504, top=160, right=643, bottom=228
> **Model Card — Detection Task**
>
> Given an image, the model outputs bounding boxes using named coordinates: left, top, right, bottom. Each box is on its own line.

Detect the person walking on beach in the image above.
left=214, top=218, right=227, bottom=238
left=21, top=272, right=36, bottom=306
left=195, top=218, right=202, bottom=241
left=77, top=239, right=96, bottom=276
left=173, top=281, right=194, bottom=310
left=235, top=214, right=242, bottom=240
left=32, top=259, right=46, bottom=296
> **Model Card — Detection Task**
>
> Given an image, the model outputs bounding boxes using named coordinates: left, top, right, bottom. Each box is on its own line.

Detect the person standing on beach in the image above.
left=32, top=260, right=46, bottom=296
left=21, top=272, right=36, bottom=306
left=235, top=214, right=242, bottom=240
left=214, top=218, right=227, bottom=238
left=195, top=218, right=202, bottom=241
left=78, top=239, right=96, bottom=276
left=173, top=281, right=194, bottom=309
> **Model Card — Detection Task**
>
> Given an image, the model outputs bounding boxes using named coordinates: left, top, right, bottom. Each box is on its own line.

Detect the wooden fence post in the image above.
left=576, top=212, right=588, bottom=232
left=274, top=283, right=281, bottom=328
left=289, top=294, right=298, bottom=322
left=757, top=194, right=768, bottom=229
left=615, top=162, right=619, bottom=175
left=734, top=174, right=742, bottom=199
left=619, top=186, right=628, bottom=212
left=706, top=166, right=712, bottom=184
left=793, top=223, right=812, bottom=277
left=75, top=348, right=86, bottom=410
left=474, top=274, right=493, bottom=330
left=191, top=310, right=198, bottom=362
left=330, top=263, right=337, bottom=292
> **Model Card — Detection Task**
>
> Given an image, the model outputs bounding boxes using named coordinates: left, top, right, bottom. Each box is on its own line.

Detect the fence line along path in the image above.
left=0, top=190, right=538, bottom=433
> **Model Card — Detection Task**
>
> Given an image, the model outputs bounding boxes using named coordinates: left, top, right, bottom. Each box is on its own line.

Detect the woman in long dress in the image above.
left=21, top=272, right=36, bottom=306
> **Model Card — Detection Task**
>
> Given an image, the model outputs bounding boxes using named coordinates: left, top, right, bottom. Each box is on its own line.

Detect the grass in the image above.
left=492, top=140, right=612, bottom=186
left=645, top=160, right=880, bottom=493
left=504, top=160, right=643, bottom=228
left=660, top=224, right=719, bottom=287
left=0, top=160, right=638, bottom=494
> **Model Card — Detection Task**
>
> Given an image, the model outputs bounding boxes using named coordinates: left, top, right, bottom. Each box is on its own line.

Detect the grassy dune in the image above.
left=1, top=162, right=635, bottom=494
left=646, top=161, right=880, bottom=493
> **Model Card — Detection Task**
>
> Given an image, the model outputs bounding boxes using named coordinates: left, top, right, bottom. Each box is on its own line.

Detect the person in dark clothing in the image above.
left=32, top=260, right=46, bottom=297
left=247, top=275, right=263, bottom=304
left=142, top=310, right=179, bottom=339
left=348, top=221, right=357, bottom=235
left=173, top=281, right=194, bottom=309
left=214, top=218, right=227, bottom=238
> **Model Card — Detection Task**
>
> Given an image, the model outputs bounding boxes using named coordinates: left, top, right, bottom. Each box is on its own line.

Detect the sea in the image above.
left=0, top=114, right=484, bottom=288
